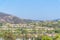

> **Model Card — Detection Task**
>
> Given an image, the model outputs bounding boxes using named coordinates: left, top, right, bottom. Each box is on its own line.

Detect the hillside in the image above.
left=0, top=12, right=34, bottom=24
left=0, top=12, right=60, bottom=25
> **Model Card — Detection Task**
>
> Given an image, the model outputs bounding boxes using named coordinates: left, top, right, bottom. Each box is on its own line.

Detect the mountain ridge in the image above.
left=0, top=12, right=59, bottom=24
left=0, top=12, right=28, bottom=24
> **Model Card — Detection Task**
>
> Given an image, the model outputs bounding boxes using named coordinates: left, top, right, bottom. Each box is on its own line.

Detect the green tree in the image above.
left=3, top=31, right=16, bottom=40
left=53, top=34, right=60, bottom=40
left=41, top=35, right=52, bottom=40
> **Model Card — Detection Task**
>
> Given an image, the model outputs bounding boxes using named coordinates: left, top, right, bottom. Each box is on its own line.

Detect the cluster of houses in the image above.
left=0, top=23, right=56, bottom=37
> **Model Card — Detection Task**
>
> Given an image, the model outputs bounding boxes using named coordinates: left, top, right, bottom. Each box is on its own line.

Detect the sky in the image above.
left=0, top=0, right=60, bottom=20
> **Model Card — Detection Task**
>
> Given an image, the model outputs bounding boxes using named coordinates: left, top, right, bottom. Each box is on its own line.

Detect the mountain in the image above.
left=0, top=12, right=34, bottom=24
left=1, top=12, right=60, bottom=24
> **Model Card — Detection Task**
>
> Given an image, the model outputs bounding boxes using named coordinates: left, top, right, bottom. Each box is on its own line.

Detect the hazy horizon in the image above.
left=0, top=0, right=60, bottom=20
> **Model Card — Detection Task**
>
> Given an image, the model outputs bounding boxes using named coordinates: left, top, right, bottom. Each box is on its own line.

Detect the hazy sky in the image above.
left=0, top=0, right=60, bottom=20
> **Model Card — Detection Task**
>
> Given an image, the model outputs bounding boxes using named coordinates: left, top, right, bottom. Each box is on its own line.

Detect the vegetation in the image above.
left=0, top=19, right=60, bottom=40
